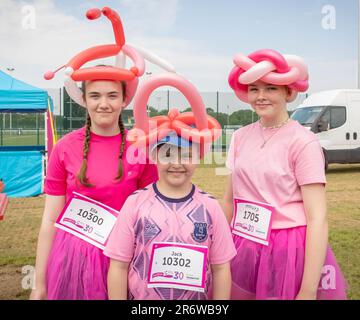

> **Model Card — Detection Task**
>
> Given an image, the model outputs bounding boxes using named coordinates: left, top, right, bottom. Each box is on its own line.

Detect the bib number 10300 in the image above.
left=55, top=192, right=119, bottom=250
left=77, top=208, right=104, bottom=227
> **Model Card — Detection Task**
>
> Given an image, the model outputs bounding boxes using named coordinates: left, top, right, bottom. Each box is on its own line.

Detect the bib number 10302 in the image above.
left=148, top=242, right=208, bottom=292
left=162, top=256, right=191, bottom=268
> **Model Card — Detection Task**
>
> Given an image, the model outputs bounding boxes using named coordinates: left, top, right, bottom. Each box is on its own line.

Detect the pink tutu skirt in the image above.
left=46, top=229, right=109, bottom=300
left=231, top=226, right=347, bottom=300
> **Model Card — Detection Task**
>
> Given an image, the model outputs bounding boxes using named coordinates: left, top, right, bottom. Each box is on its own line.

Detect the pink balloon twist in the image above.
left=44, top=7, right=144, bottom=108
left=228, top=49, right=309, bottom=103
left=128, top=73, right=222, bottom=157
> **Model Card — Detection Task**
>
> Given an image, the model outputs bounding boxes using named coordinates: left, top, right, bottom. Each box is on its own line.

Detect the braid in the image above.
left=116, top=114, right=126, bottom=180
left=77, top=114, right=93, bottom=187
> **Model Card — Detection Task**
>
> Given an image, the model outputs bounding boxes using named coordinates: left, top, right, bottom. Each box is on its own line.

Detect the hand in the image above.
left=295, top=290, right=317, bottom=300
left=29, top=287, right=47, bottom=300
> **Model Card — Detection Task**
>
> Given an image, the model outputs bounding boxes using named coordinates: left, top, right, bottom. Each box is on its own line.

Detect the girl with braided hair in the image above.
left=30, top=79, right=158, bottom=300
left=29, top=6, right=167, bottom=300
left=223, top=49, right=347, bottom=300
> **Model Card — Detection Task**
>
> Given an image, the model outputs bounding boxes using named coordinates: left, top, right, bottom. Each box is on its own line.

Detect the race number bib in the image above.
left=147, top=242, right=208, bottom=292
left=55, top=192, right=119, bottom=250
left=232, top=198, right=275, bottom=246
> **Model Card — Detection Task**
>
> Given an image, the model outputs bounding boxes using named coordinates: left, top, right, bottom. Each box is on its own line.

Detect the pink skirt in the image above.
left=231, top=226, right=348, bottom=300
left=46, top=229, right=109, bottom=300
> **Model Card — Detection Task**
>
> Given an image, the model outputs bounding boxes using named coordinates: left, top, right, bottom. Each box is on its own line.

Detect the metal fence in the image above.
left=59, top=88, right=306, bottom=130
left=0, top=113, right=45, bottom=146
left=0, top=88, right=307, bottom=147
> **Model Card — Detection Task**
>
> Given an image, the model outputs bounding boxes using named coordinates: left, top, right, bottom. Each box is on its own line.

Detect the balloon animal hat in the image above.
left=228, top=49, right=309, bottom=103
left=128, top=73, right=222, bottom=157
left=44, top=7, right=175, bottom=108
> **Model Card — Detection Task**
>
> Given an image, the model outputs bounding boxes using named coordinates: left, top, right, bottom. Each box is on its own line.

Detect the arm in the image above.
left=221, top=175, right=234, bottom=224
left=30, top=195, right=65, bottom=300
left=211, top=262, right=232, bottom=300
left=296, top=183, right=328, bottom=300
left=221, top=130, right=236, bottom=224
left=104, top=196, right=137, bottom=300
left=108, top=259, right=130, bottom=300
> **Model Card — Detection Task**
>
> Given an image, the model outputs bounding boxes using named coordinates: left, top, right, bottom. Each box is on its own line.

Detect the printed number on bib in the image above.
left=232, top=198, right=274, bottom=246
left=148, top=242, right=208, bottom=292
left=55, top=192, right=119, bottom=250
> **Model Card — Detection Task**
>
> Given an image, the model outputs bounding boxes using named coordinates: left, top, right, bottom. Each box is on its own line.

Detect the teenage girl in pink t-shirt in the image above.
left=223, top=49, right=347, bottom=300
left=30, top=78, right=158, bottom=300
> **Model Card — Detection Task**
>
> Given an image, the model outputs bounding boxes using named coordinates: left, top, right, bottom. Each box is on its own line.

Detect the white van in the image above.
left=291, top=89, right=360, bottom=168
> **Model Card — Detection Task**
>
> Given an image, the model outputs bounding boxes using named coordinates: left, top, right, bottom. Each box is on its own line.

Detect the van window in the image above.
left=321, top=109, right=330, bottom=125
left=330, top=107, right=346, bottom=129
left=319, top=106, right=346, bottom=129
left=291, top=106, right=325, bottom=125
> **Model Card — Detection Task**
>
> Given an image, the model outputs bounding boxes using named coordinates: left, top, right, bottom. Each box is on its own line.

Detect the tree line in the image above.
left=1, top=102, right=293, bottom=132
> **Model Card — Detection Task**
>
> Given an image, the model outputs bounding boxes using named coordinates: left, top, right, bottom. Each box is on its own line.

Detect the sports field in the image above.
left=0, top=133, right=45, bottom=147
left=0, top=163, right=359, bottom=300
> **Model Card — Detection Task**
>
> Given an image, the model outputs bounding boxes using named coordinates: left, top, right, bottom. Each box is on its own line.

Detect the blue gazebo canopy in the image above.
left=0, top=70, right=50, bottom=197
left=0, top=70, right=48, bottom=113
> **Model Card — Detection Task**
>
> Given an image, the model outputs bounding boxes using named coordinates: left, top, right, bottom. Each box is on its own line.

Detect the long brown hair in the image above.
left=77, top=79, right=127, bottom=187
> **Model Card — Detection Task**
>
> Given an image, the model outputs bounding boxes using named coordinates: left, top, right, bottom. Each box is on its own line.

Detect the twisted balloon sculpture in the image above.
left=128, top=73, right=222, bottom=157
left=228, top=49, right=309, bottom=103
left=44, top=7, right=175, bottom=108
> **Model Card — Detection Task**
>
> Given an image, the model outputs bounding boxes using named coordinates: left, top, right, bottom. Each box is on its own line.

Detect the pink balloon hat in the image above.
left=44, top=7, right=145, bottom=108
left=228, top=49, right=309, bottom=103
left=128, top=73, right=222, bottom=157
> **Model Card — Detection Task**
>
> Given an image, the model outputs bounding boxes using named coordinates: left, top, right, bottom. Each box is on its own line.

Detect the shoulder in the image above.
left=126, top=185, right=154, bottom=204
left=55, top=128, right=85, bottom=149
left=288, top=120, right=321, bottom=151
left=196, top=188, right=217, bottom=200
left=290, top=120, right=318, bottom=140
left=231, top=122, right=258, bottom=141
left=48, top=128, right=84, bottom=162
left=194, top=188, right=227, bottom=226
left=286, top=121, right=324, bottom=167
left=195, top=187, right=221, bottom=210
left=120, top=185, right=155, bottom=219
left=235, top=122, right=257, bottom=134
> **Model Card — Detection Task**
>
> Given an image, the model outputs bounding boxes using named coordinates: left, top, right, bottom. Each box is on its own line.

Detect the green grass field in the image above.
left=0, top=163, right=359, bottom=300
left=0, top=133, right=45, bottom=146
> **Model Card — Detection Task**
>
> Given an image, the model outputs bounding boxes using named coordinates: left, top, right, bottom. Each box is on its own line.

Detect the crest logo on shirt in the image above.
left=191, top=222, right=208, bottom=243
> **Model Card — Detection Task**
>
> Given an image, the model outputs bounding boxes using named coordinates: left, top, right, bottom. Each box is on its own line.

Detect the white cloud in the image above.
left=0, top=0, right=183, bottom=86
left=0, top=0, right=356, bottom=115
left=0, top=0, right=111, bottom=86
left=121, top=0, right=179, bottom=34
left=0, top=0, right=232, bottom=92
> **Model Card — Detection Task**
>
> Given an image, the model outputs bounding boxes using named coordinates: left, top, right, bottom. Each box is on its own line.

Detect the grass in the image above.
left=0, top=133, right=45, bottom=146
left=0, top=164, right=359, bottom=299
left=194, top=164, right=360, bottom=300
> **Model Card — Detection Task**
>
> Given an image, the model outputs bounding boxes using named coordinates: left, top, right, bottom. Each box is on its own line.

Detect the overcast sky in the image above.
left=0, top=0, right=358, bottom=113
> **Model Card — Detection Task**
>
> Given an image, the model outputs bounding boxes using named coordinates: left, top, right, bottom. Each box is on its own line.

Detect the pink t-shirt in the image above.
left=104, top=183, right=237, bottom=300
left=226, top=120, right=326, bottom=229
left=44, top=127, right=158, bottom=211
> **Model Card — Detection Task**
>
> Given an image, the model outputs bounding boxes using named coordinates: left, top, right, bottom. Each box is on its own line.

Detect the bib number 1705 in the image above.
left=243, top=210, right=259, bottom=223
